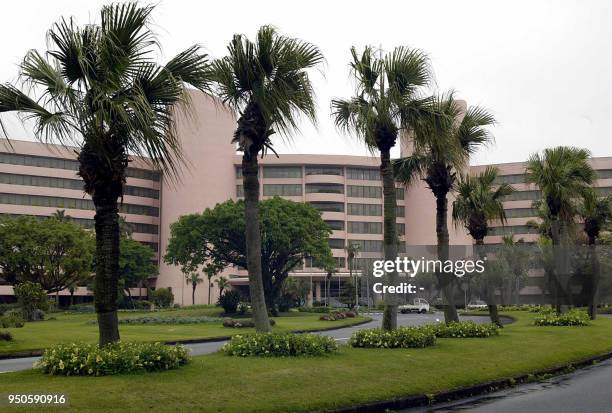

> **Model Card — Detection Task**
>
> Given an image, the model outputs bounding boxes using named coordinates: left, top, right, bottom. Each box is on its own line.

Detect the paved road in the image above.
left=403, top=357, right=612, bottom=413
left=0, top=312, right=492, bottom=373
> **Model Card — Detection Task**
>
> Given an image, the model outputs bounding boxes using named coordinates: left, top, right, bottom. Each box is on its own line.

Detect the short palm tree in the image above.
left=216, top=276, right=229, bottom=297
left=452, top=167, right=513, bottom=325
left=332, top=46, right=439, bottom=330
left=185, top=272, right=204, bottom=306
left=0, top=3, right=210, bottom=345
left=578, top=190, right=612, bottom=319
left=210, top=26, right=324, bottom=332
left=526, top=147, right=595, bottom=311
left=394, top=94, right=495, bottom=323
left=346, top=242, right=361, bottom=308
left=52, top=210, right=71, bottom=221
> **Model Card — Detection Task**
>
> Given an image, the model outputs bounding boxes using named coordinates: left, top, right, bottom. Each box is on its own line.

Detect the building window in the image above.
left=0, top=193, right=158, bottom=216
left=504, top=208, right=538, bottom=218
left=263, top=184, right=302, bottom=196
left=397, top=223, right=405, bottom=236
left=502, top=190, right=541, bottom=201
left=305, top=166, right=344, bottom=176
left=348, top=221, right=382, bottom=234
left=396, top=187, right=405, bottom=200
left=348, top=239, right=382, bottom=252
left=347, top=185, right=382, bottom=198
left=346, top=167, right=380, bottom=181
left=494, top=174, right=525, bottom=184
left=236, top=185, right=244, bottom=197
left=396, top=206, right=405, bottom=217
left=596, top=169, right=612, bottom=179
left=305, top=183, right=344, bottom=194
left=325, top=220, right=345, bottom=230
left=309, top=202, right=344, bottom=212
left=328, top=238, right=345, bottom=249
left=235, top=167, right=243, bottom=178
left=347, top=203, right=382, bottom=216
left=488, top=225, right=539, bottom=236
left=0, top=152, right=160, bottom=181
left=263, top=166, right=302, bottom=178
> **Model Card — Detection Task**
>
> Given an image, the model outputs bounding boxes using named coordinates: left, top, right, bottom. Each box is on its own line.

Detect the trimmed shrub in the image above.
left=298, top=306, right=331, bottom=314
left=319, top=310, right=357, bottom=321
left=88, top=316, right=223, bottom=325
left=14, top=281, right=49, bottom=321
left=151, top=288, right=174, bottom=308
left=37, top=342, right=190, bottom=376
left=218, top=290, right=241, bottom=314
left=350, top=326, right=436, bottom=349
left=0, top=330, right=13, bottom=341
left=0, top=303, right=18, bottom=316
left=0, top=312, right=25, bottom=328
left=222, top=318, right=276, bottom=328
left=223, top=333, right=337, bottom=357
left=428, top=321, right=500, bottom=338
left=133, top=300, right=152, bottom=310
left=534, top=309, right=590, bottom=326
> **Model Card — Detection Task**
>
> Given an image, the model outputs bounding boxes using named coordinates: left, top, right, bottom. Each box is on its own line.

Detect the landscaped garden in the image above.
left=1, top=311, right=612, bottom=412
left=0, top=306, right=370, bottom=355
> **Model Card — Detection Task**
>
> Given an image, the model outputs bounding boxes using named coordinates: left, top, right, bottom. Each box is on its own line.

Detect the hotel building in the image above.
left=1, top=91, right=611, bottom=305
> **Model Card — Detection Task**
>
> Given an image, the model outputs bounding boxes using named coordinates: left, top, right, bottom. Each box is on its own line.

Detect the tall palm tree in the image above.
left=578, top=190, right=612, bottom=319
left=526, top=147, right=595, bottom=312
left=332, top=46, right=439, bottom=330
left=185, top=272, right=204, bottom=306
left=0, top=3, right=210, bottom=345
left=346, top=242, right=361, bottom=308
left=452, top=166, right=513, bottom=325
left=394, top=94, right=495, bottom=323
left=210, top=26, right=323, bottom=332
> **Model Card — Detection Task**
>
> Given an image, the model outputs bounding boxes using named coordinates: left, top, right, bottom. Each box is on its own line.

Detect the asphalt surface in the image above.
left=403, top=357, right=612, bottom=413
left=0, top=312, right=491, bottom=373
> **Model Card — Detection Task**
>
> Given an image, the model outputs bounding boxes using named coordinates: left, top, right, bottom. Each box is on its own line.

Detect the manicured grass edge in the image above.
left=0, top=317, right=372, bottom=360
left=318, top=345, right=611, bottom=413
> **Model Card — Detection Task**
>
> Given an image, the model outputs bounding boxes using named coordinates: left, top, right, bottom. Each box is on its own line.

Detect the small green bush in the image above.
left=350, top=327, right=437, bottom=349
left=218, top=290, right=241, bottom=314
left=0, top=330, right=13, bottom=341
left=151, top=288, right=174, bottom=308
left=428, top=321, right=500, bottom=338
left=37, top=342, right=190, bottom=376
left=0, top=303, right=18, bottom=315
left=534, top=309, right=590, bottom=326
left=223, top=333, right=337, bottom=357
left=222, top=318, right=276, bottom=328
left=297, top=306, right=331, bottom=314
left=0, top=312, right=25, bottom=328
left=133, top=300, right=152, bottom=310
left=14, top=281, right=49, bottom=321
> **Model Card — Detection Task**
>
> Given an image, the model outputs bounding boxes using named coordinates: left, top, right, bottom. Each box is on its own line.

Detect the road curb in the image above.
left=0, top=317, right=373, bottom=360
left=314, top=350, right=612, bottom=413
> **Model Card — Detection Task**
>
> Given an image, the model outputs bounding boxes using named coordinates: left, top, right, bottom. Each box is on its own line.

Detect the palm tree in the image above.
left=526, top=147, right=595, bottom=312
left=185, top=272, right=204, bottom=306
left=332, top=46, right=439, bottom=330
left=578, top=190, right=612, bottom=319
left=52, top=210, right=71, bottom=221
left=346, top=242, right=361, bottom=309
left=209, top=26, right=323, bottom=332
left=203, top=265, right=221, bottom=305
left=0, top=3, right=210, bottom=345
left=216, top=276, right=229, bottom=297
left=452, top=167, right=513, bottom=325
left=394, top=94, right=495, bottom=323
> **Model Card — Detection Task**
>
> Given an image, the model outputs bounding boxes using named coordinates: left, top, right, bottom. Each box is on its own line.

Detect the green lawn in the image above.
left=1, top=312, right=612, bottom=412
left=0, top=307, right=369, bottom=354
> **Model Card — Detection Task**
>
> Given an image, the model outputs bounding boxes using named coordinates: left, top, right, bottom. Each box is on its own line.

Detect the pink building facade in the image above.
left=1, top=91, right=612, bottom=304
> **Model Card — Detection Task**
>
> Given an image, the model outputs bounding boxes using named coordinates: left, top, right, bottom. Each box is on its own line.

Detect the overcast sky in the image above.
left=1, top=0, right=611, bottom=165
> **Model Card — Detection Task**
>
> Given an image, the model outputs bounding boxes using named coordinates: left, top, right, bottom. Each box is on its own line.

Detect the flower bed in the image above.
left=534, top=309, right=590, bottom=326
left=429, top=321, right=500, bottom=338
left=223, top=333, right=338, bottom=357
left=37, top=342, right=190, bottom=376
left=350, top=326, right=436, bottom=348
left=222, top=318, right=276, bottom=328
left=319, top=311, right=357, bottom=321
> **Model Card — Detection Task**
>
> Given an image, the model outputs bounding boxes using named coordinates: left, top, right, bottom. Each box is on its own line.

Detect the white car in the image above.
left=399, top=298, right=430, bottom=314
left=467, top=300, right=488, bottom=310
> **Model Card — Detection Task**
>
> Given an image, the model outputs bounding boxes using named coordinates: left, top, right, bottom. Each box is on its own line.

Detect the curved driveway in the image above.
left=0, top=312, right=492, bottom=373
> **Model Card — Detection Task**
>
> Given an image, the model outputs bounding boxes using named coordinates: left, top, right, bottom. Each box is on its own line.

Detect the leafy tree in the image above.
left=0, top=216, right=93, bottom=294
left=165, top=197, right=334, bottom=316
left=452, top=166, right=513, bottom=325
left=332, top=46, right=438, bottom=330
left=0, top=3, right=210, bottom=345
left=185, top=272, right=204, bottom=306
left=395, top=94, right=495, bottom=323
left=210, top=26, right=324, bottom=332
left=278, top=278, right=311, bottom=311
left=118, top=237, right=157, bottom=304
left=577, top=191, right=612, bottom=318
left=339, top=279, right=357, bottom=309
left=13, top=281, right=49, bottom=321
left=526, top=147, right=595, bottom=313
left=151, top=288, right=174, bottom=308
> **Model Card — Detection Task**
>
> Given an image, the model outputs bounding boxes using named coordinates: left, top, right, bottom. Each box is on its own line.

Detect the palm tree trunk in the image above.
left=588, top=238, right=600, bottom=320
left=435, top=194, right=459, bottom=323
left=208, top=278, right=211, bottom=305
left=380, top=148, right=399, bottom=330
left=192, top=284, right=196, bottom=305
left=94, top=200, right=121, bottom=346
left=475, top=240, right=501, bottom=327
left=242, top=152, right=271, bottom=332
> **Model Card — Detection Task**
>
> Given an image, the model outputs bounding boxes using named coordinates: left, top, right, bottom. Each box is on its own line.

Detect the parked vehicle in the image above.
left=467, top=300, right=488, bottom=310
left=398, top=298, right=430, bottom=314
